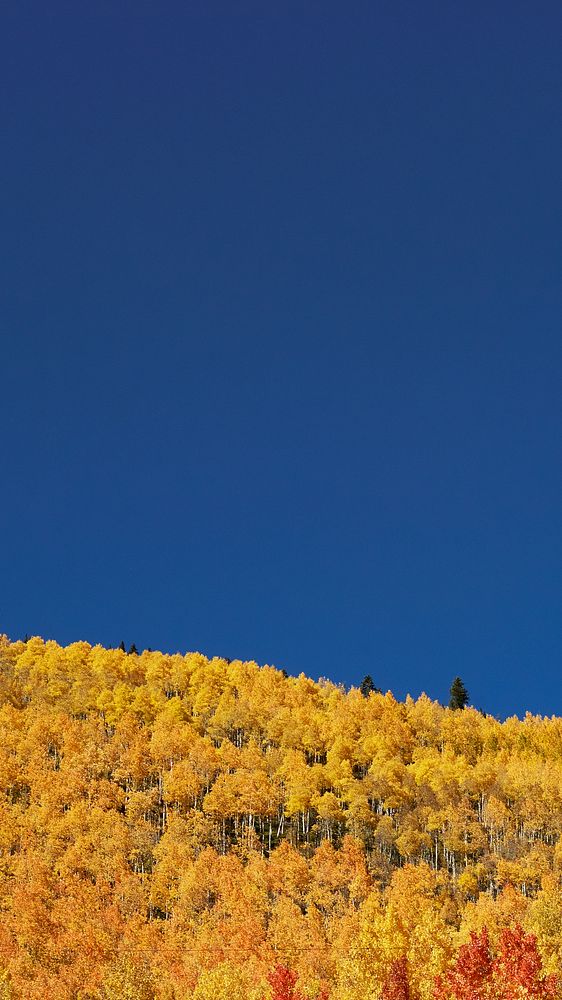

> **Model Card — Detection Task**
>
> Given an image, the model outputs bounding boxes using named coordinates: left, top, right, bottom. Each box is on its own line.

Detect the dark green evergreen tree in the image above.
left=118, top=640, right=126, bottom=652
left=449, top=676, right=469, bottom=710
left=128, top=643, right=138, bottom=656
left=360, top=674, right=381, bottom=697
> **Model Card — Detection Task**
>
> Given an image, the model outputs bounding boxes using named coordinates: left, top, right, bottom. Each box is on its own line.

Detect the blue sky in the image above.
left=1, top=2, right=561, bottom=718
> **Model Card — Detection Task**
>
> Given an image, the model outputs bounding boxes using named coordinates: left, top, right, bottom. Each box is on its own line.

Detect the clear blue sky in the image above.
left=1, top=2, right=560, bottom=718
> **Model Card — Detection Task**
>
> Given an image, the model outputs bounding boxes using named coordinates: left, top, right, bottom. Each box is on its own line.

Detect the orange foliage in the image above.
left=0, top=635, right=560, bottom=997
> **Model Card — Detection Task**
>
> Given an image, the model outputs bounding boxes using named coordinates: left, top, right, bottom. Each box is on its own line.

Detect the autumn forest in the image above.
left=1, top=636, right=562, bottom=999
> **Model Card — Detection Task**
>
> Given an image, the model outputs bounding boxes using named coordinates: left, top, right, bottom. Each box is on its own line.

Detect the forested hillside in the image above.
left=0, top=635, right=561, bottom=999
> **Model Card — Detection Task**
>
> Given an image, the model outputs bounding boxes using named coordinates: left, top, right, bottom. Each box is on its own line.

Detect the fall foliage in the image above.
left=0, top=635, right=561, bottom=998
left=434, top=925, right=557, bottom=1000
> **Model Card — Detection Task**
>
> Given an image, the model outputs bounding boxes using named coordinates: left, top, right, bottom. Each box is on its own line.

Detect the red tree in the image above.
left=381, top=956, right=410, bottom=1000
left=494, top=925, right=557, bottom=1000
left=434, top=927, right=493, bottom=1000
left=434, top=925, right=559, bottom=1000
left=268, top=965, right=305, bottom=1000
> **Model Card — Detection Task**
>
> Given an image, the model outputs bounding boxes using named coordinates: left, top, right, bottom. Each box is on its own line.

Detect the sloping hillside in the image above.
left=0, top=635, right=560, bottom=999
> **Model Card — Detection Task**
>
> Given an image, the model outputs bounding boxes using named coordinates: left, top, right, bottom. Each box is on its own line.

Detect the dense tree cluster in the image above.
left=0, top=635, right=561, bottom=998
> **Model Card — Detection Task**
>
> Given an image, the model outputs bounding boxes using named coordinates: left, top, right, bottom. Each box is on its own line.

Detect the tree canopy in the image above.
left=0, top=635, right=559, bottom=998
